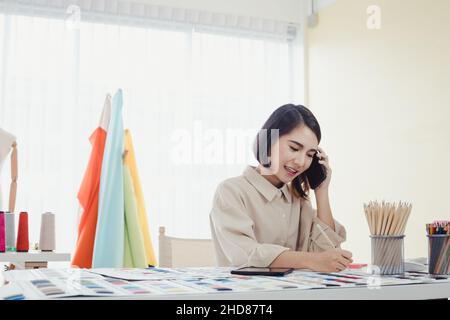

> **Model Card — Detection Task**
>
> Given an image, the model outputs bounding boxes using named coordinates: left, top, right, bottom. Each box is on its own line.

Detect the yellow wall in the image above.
left=307, top=0, right=450, bottom=262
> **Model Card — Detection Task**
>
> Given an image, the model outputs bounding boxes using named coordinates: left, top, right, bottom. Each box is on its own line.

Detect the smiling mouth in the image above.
left=284, top=166, right=299, bottom=175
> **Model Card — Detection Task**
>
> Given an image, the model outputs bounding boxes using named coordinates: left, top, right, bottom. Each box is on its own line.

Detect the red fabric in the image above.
left=71, top=128, right=107, bottom=268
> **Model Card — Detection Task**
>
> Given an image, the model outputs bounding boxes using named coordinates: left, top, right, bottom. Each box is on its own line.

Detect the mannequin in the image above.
left=0, top=128, right=18, bottom=212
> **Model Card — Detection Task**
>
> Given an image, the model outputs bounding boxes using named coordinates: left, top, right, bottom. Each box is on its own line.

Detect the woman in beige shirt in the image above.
left=210, top=104, right=353, bottom=272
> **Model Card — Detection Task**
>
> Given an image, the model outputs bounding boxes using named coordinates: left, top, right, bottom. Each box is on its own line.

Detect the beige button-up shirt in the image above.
left=210, top=166, right=347, bottom=267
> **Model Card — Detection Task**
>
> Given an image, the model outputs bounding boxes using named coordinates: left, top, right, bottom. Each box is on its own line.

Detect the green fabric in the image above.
left=123, top=165, right=147, bottom=268
left=123, top=226, right=133, bottom=268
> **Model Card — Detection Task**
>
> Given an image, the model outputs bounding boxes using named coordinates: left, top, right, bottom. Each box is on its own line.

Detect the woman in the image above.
left=209, top=104, right=353, bottom=272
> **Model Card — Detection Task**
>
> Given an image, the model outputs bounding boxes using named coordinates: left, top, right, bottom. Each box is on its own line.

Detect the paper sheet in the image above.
left=87, top=267, right=188, bottom=281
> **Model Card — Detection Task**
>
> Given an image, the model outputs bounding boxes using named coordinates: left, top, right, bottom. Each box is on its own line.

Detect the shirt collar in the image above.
left=243, top=166, right=292, bottom=203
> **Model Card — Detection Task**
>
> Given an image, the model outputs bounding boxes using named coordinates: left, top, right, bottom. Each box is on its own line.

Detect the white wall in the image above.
left=132, top=0, right=303, bottom=23
left=307, top=0, right=450, bottom=262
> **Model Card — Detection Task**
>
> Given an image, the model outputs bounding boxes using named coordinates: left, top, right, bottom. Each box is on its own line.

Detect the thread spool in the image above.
left=16, top=211, right=29, bottom=252
left=0, top=211, right=5, bottom=252
left=5, top=212, right=16, bottom=252
left=39, top=212, right=55, bottom=252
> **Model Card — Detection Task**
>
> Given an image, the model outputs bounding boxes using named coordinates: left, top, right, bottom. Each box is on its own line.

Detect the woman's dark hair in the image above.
left=253, top=104, right=321, bottom=200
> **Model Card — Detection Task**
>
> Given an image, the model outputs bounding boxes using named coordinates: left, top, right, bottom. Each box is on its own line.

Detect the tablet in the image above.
left=230, top=267, right=294, bottom=276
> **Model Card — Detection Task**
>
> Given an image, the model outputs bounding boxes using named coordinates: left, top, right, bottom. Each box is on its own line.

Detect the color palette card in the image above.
left=278, top=277, right=327, bottom=289
left=315, top=272, right=368, bottom=286
left=137, top=280, right=203, bottom=295
left=4, top=279, right=81, bottom=299
left=170, top=267, right=234, bottom=278
left=174, top=276, right=311, bottom=293
left=339, top=270, right=425, bottom=286
left=285, top=271, right=360, bottom=287
left=0, top=283, right=27, bottom=300
left=3, top=268, right=103, bottom=282
left=72, top=278, right=158, bottom=297
left=87, top=268, right=186, bottom=281
left=391, top=272, right=450, bottom=283
left=210, top=275, right=313, bottom=292
left=28, top=279, right=78, bottom=299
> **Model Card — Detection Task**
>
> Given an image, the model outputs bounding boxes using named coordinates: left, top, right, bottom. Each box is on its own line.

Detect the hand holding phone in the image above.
left=305, top=151, right=327, bottom=190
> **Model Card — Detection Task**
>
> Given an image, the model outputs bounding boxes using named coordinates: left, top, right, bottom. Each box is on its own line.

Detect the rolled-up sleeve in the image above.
left=301, top=199, right=347, bottom=252
left=210, top=182, right=290, bottom=267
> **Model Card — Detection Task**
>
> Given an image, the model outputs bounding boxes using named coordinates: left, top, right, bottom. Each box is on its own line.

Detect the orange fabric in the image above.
left=71, top=127, right=107, bottom=268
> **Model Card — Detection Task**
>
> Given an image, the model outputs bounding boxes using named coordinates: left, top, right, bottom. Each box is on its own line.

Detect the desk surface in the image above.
left=1, top=267, right=449, bottom=300
left=0, top=251, right=71, bottom=262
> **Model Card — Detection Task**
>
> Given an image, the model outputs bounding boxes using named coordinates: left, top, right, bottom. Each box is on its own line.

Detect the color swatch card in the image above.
left=173, top=276, right=311, bottom=293
left=170, top=267, right=234, bottom=278
left=137, top=280, right=203, bottom=295
left=0, top=279, right=80, bottom=300
left=207, top=276, right=313, bottom=292
left=283, top=274, right=356, bottom=288
left=0, top=283, right=27, bottom=300
left=72, top=278, right=159, bottom=297
left=339, top=270, right=424, bottom=286
left=283, top=270, right=430, bottom=288
left=3, top=268, right=103, bottom=282
left=87, top=267, right=186, bottom=281
left=28, top=279, right=79, bottom=299
left=391, top=272, right=450, bottom=283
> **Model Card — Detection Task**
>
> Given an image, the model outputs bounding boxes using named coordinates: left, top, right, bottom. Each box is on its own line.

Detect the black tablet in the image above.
left=230, top=267, right=294, bottom=276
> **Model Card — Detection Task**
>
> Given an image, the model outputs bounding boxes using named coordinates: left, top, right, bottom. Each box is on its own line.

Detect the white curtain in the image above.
left=0, top=8, right=304, bottom=257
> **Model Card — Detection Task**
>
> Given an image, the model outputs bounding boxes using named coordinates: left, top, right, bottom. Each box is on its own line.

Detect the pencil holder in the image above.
left=371, top=235, right=405, bottom=275
left=427, top=235, right=450, bottom=275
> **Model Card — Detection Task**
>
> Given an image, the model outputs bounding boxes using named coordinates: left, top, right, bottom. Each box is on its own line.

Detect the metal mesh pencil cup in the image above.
left=427, top=235, right=450, bottom=275
left=370, top=235, right=405, bottom=275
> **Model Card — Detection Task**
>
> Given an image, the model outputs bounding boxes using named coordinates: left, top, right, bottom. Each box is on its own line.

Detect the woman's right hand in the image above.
left=308, top=249, right=353, bottom=272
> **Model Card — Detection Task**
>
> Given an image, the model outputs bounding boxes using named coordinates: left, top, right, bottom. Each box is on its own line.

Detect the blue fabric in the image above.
left=93, top=89, right=125, bottom=268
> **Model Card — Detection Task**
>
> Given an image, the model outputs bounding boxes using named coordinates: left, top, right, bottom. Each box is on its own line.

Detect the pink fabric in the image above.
left=0, top=212, right=6, bottom=252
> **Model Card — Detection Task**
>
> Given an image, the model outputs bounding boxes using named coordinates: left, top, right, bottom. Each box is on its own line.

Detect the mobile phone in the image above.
left=305, top=152, right=327, bottom=190
left=230, top=267, right=294, bottom=277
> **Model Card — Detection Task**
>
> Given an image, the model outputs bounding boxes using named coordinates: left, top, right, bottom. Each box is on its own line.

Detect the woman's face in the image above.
left=267, top=125, right=319, bottom=185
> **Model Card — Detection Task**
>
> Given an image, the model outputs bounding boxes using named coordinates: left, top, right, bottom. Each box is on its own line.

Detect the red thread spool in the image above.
left=16, top=211, right=29, bottom=252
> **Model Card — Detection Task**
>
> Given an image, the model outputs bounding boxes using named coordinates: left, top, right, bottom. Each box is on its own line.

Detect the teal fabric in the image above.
left=93, top=89, right=125, bottom=268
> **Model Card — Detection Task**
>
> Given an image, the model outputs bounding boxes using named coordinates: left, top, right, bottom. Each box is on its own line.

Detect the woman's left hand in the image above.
left=315, top=147, right=332, bottom=192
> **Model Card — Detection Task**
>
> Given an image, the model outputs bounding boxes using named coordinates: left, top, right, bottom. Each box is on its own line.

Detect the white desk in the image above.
left=0, top=251, right=71, bottom=269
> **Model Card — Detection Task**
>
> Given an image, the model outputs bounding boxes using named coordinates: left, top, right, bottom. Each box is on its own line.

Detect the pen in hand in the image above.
left=315, top=224, right=337, bottom=249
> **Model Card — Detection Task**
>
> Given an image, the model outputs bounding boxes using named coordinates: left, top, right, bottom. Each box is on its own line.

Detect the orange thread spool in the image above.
left=16, top=211, right=29, bottom=252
